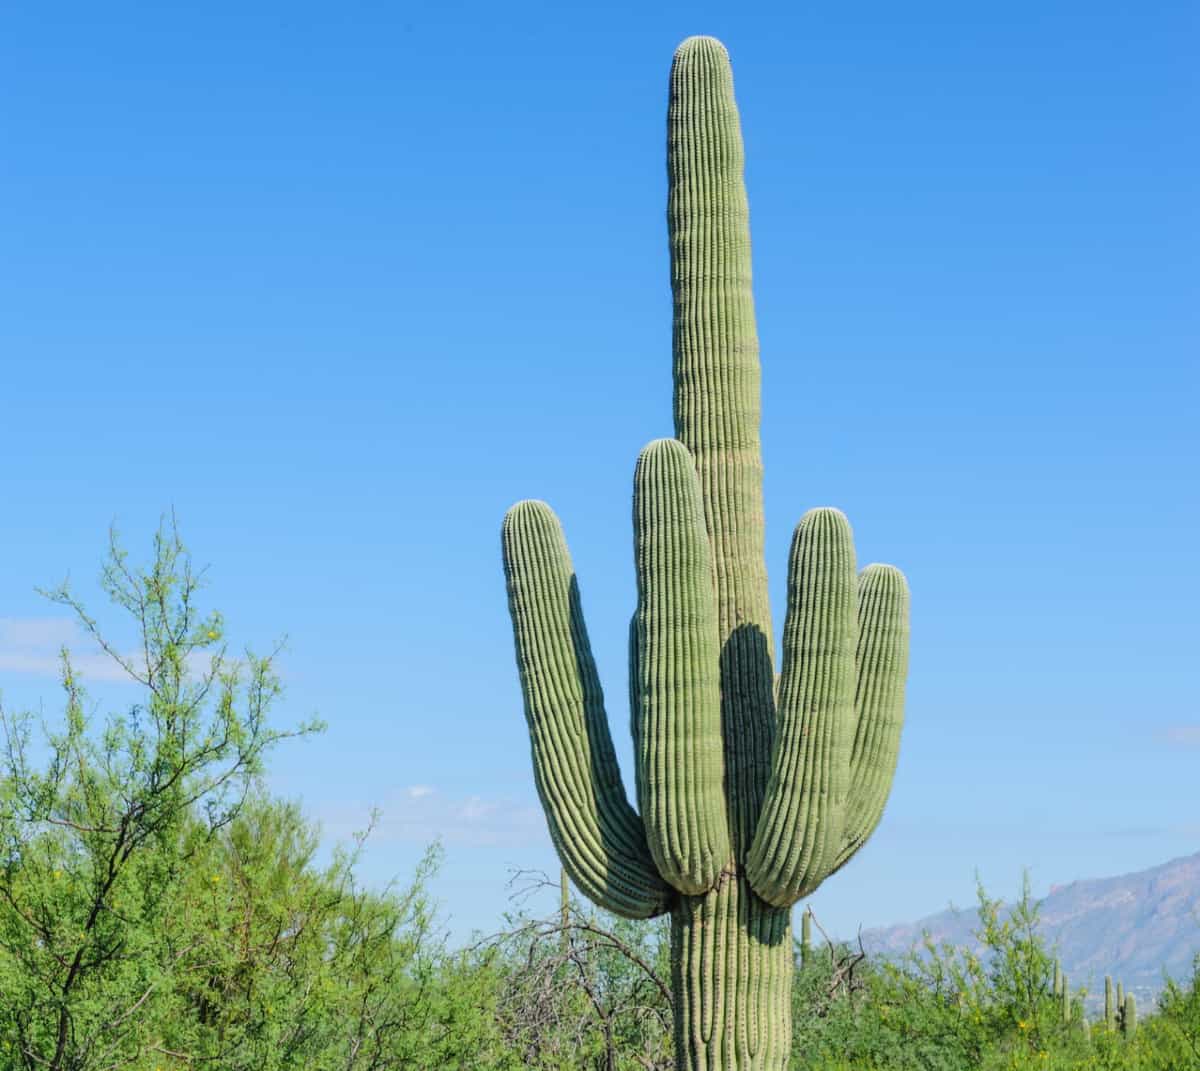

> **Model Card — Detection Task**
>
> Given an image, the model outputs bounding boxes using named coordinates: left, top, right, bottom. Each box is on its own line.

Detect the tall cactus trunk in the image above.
left=672, top=877, right=792, bottom=1070
left=501, top=35, right=910, bottom=1071
left=666, top=40, right=793, bottom=1065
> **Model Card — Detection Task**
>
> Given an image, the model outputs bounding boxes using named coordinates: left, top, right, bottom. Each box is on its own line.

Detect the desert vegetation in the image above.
left=1, top=527, right=1196, bottom=1070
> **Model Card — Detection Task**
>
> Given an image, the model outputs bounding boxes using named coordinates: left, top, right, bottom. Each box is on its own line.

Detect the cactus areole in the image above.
left=501, top=36, right=911, bottom=1071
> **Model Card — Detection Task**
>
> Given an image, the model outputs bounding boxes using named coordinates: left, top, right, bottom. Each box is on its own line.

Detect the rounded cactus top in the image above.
left=674, top=35, right=729, bottom=58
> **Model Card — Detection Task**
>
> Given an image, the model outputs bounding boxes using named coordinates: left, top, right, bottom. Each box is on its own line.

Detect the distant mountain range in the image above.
left=854, top=851, right=1200, bottom=1015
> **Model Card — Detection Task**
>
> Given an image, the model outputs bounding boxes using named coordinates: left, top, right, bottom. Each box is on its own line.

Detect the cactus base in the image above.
left=672, top=874, right=792, bottom=1070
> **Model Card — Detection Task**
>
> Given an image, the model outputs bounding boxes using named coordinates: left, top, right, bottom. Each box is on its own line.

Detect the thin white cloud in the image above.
left=458, top=795, right=496, bottom=821
left=0, top=618, right=78, bottom=648
left=0, top=617, right=135, bottom=683
left=315, top=788, right=544, bottom=849
left=0, top=616, right=226, bottom=686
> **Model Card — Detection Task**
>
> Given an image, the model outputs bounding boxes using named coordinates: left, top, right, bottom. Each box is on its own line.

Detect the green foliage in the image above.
left=0, top=524, right=506, bottom=1070
left=1149, top=954, right=1200, bottom=1065
left=782, top=875, right=1200, bottom=1071
left=0, top=522, right=321, bottom=1068
left=2, top=529, right=1190, bottom=1071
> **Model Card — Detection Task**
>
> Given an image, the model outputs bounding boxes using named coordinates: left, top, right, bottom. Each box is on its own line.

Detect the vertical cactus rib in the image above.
left=633, top=438, right=732, bottom=893
left=502, top=500, right=672, bottom=918
left=746, top=508, right=857, bottom=907
left=829, top=563, right=910, bottom=874
left=669, top=35, right=774, bottom=853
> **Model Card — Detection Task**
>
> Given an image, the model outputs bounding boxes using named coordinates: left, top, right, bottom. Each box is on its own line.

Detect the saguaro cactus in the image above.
left=1123, top=992, right=1137, bottom=1037
left=501, top=36, right=910, bottom=1071
left=800, top=907, right=814, bottom=968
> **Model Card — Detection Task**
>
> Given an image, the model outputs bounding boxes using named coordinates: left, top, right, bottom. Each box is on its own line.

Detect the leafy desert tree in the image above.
left=148, top=794, right=509, bottom=1069
left=0, top=521, right=516, bottom=1071
left=1141, top=952, right=1200, bottom=1069
left=0, top=521, right=323, bottom=1070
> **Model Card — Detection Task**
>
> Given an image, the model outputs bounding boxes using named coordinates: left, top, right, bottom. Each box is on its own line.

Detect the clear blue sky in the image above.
left=2, top=1, right=1196, bottom=944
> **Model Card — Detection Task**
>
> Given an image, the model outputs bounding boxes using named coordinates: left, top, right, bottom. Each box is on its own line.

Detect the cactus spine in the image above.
left=501, top=36, right=910, bottom=1070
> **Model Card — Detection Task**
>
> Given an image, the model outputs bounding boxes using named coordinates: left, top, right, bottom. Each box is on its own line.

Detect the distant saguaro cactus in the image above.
left=1123, top=992, right=1137, bottom=1036
left=501, top=35, right=910, bottom=1071
left=800, top=907, right=814, bottom=968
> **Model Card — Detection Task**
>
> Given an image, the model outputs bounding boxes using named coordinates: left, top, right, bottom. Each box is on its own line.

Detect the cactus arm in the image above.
left=827, top=563, right=910, bottom=874
left=669, top=36, right=775, bottom=852
left=632, top=439, right=731, bottom=894
left=746, top=508, right=857, bottom=907
left=502, top=500, right=673, bottom=918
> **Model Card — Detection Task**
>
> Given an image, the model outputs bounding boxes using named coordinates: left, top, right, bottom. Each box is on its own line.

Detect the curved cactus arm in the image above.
left=669, top=36, right=775, bottom=853
left=827, top=563, right=910, bottom=876
left=502, top=500, right=673, bottom=918
left=746, top=508, right=857, bottom=907
left=632, top=439, right=731, bottom=894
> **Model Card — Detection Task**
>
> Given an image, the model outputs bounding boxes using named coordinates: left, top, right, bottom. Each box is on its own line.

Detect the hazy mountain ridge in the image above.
left=853, top=851, right=1200, bottom=1014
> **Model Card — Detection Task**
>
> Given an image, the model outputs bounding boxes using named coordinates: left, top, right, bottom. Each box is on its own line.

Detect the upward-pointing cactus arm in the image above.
left=632, top=439, right=731, bottom=894
left=828, top=564, right=909, bottom=875
left=502, top=500, right=673, bottom=919
left=746, top=508, right=858, bottom=907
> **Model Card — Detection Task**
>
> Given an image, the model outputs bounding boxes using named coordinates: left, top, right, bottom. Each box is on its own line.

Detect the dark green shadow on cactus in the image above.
left=717, top=620, right=780, bottom=935
left=564, top=574, right=675, bottom=916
